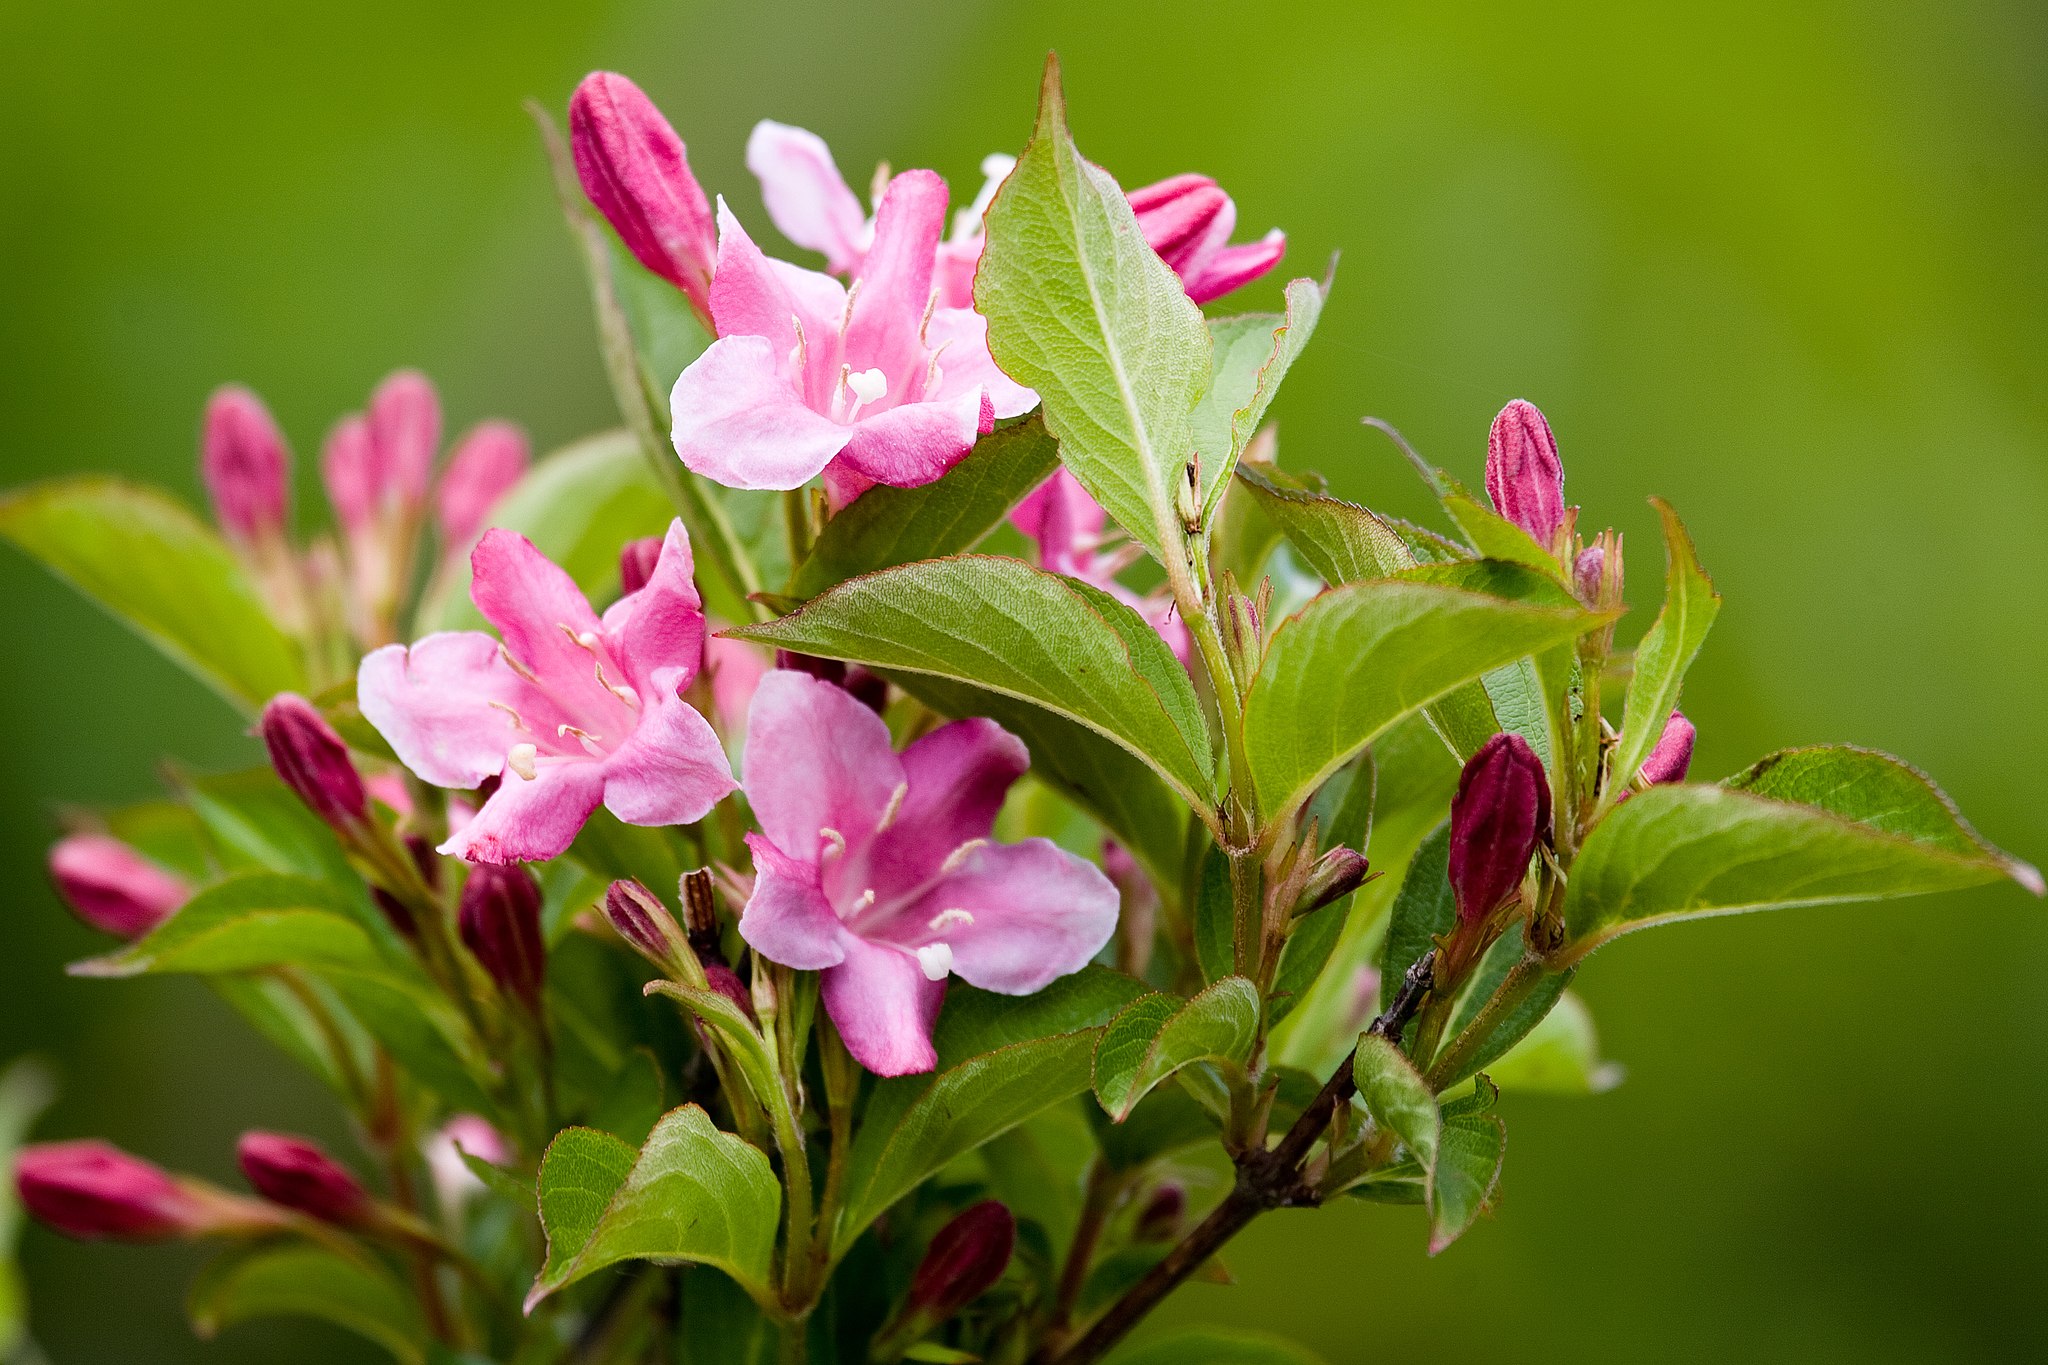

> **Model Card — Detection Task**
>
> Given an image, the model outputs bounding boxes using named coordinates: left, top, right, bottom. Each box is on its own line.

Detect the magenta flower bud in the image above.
left=619, top=535, right=664, bottom=596
left=1134, top=1182, right=1186, bottom=1243
left=1485, top=399, right=1567, bottom=545
left=1448, top=733, right=1551, bottom=925
left=16, top=1141, right=237, bottom=1242
left=436, top=421, right=529, bottom=547
left=459, top=864, right=546, bottom=1010
left=907, top=1200, right=1015, bottom=1320
left=1293, top=846, right=1372, bottom=918
left=201, top=385, right=291, bottom=544
left=236, top=1132, right=371, bottom=1225
left=320, top=415, right=376, bottom=534
left=603, top=878, right=691, bottom=972
left=47, top=834, right=189, bottom=938
left=1573, top=544, right=1605, bottom=603
left=570, top=72, right=717, bottom=315
left=367, top=369, right=441, bottom=507
left=261, top=694, right=369, bottom=831
left=1126, top=173, right=1286, bottom=305
left=701, top=962, right=756, bottom=1021
left=1638, top=711, right=1696, bottom=786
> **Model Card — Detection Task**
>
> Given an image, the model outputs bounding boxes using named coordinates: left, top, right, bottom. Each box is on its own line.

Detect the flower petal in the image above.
left=821, top=935, right=943, bottom=1076
left=671, top=336, right=852, bottom=491
left=358, top=634, right=534, bottom=789
left=707, top=200, right=847, bottom=355
left=922, top=308, right=1037, bottom=419
left=844, top=169, right=945, bottom=383
left=601, top=677, right=737, bottom=827
left=1180, top=230, right=1286, bottom=306
left=854, top=719, right=1026, bottom=895
left=745, top=121, right=871, bottom=274
left=442, top=761, right=606, bottom=864
left=833, top=388, right=986, bottom=490
left=468, top=529, right=605, bottom=685
left=1010, top=467, right=1106, bottom=575
left=604, top=520, right=704, bottom=690
left=742, top=671, right=904, bottom=863
left=737, top=833, right=848, bottom=972
left=885, top=838, right=1119, bottom=995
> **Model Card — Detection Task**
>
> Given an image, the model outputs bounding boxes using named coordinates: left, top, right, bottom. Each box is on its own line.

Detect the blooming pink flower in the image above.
left=47, top=834, right=189, bottom=938
left=200, top=385, right=291, bottom=545
left=437, top=421, right=529, bottom=549
left=1125, top=174, right=1287, bottom=305
left=1010, top=469, right=1189, bottom=662
left=358, top=520, right=736, bottom=864
left=670, top=183, right=1034, bottom=507
left=736, top=671, right=1118, bottom=1076
left=571, top=72, right=718, bottom=319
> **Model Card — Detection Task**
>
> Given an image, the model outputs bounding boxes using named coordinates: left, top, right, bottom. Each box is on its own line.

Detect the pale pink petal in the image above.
left=358, top=634, right=534, bottom=789
left=1010, top=468, right=1106, bottom=573
left=745, top=121, right=870, bottom=273
left=671, top=336, right=852, bottom=491
left=707, top=201, right=847, bottom=356
left=853, top=719, right=1026, bottom=895
left=922, top=308, right=1037, bottom=418
left=704, top=636, right=768, bottom=735
left=1180, top=231, right=1287, bottom=306
left=605, top=520, right=704, bottom=691
left=933, top=235, right=982, bottom=310
left=883, top=839, right=1119, bottom=995
left=833, top=389, right=987, bottom=489
left=820, top=935, right=944, bottom=1076
left=821, top=462, right=875, bottom=512
left=844, top=170, right=945, bottom=383
left=442, top=761, right=606, bottom=864
left=468, top=529, right=605, bottom=684
left=600, top=680, right=737, bottom=826
left=737, top=833, right=848, bottom=971
left=741, top=671, right=904, bottom=863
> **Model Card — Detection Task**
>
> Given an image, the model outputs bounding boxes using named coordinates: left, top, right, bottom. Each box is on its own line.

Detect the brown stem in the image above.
left=369, top=1052, right=461, bottom=1347
left=1043, top=1161, right=1122, bottom=1356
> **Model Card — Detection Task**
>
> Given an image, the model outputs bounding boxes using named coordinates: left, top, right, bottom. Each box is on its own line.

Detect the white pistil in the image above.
left=507, top=743, right=539, bottom=781
left=914, top=941, right=954, bottom=982
left=819, top=827, right=847, bottom=861
left=874, top=781, right=909, bottom=833
left=843, top=366, right=887, bottom=421
left=939, top=839, right=988, bottom=876
left=927, top=908, right=975, bottom=933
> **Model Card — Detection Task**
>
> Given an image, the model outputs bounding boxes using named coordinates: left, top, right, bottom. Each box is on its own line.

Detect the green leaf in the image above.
left=0, top=477, right=303, bottom=712
left=1244, top=567, right=1604, bottom=821
left=1191, top=842, right=1234, bottom=986
left=1606, top=499, right=1719, bottom=804
left=1440, top=487, right=1570, bottom=583
left=1486, top=991, right=1623, bottom=1095
left=1232, top=463, right=1412, bottom=586
left=181, top=767, right=359, bottom=889
left=1092, top=977, right=1259, bottom=1121
left=1353, top=1034, right=1440, bottom=1171
left=789, top=417, right=1059, bottom=599
left=1376, top=822, right=1451, bottom=1012
left=0, top=1060, right=55, bottom=1357
left=418, top=429, right=671, bottom=632
left=1268, top=892, right=1350, bottom=1026
left=1433, top=964, right=1574, bottom=1093
left=977, top=56, right=1212, bottom=568
left=527, top=1105, right=781, bottom=1311
left=732, top=556, right=1214, bottom=809
left=71, top=874, right=381, bottom=979
left=1427, top=1112, right=1505, bottom=1256
left=1110, top=1327, right=1328, bottom=1365
left=1191, top=280, right=1325, bottom=516
left=189, top=1243, right=427, bottom=1364
left=643, top=980, right=780, bottom=1115
left=1563, top=745, right=2041, bottom=959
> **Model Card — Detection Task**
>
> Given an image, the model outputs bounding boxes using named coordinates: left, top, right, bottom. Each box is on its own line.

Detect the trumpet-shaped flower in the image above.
left=736, top=671, right=1118, bottom=1076
left=358, top=520, right=736, bottom=864
left=671, top=182, right=1034, bottom=507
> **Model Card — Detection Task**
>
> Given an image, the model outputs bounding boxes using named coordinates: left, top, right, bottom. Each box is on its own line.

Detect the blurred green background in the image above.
left=3, top=0, right=2043, bottom=1359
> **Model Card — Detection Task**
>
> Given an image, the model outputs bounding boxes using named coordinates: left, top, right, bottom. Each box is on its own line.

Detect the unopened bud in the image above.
left=261, top=694, right=369, bottom=831
left=1637, top=710, right=1696, bottom=787
left=320, top=415, right=376, bottom=534
left=1126, top=174, right=1286, bottom=305
left=1448, top=733, right=1551, bottom=925
left=604, top=878, right=692, bottom=975
left=48, top=834, right=189, bottom=938
left=367, top=369, right=441, bottom=508
left=1293, top=846, right=1371, bottom=918
left=437, top=421, right=529, bottom=548
left=1134, top=1182, right=1186, bottom=1243
left=236, top=1132, right=370, bottom=1225
left=1485, top=399, right=1566, bottom=546
left=1573, top=544, right=1604, bottom=603
left=1220, top=577, right=1262, bottom=691
left=1103, top=840, right=1158, bottom=977
left=570, top=72, right=718, bottom=316
left=619, top=535, right=664, bottom=595
left=201, top=385, right=291, bottom=544
left=702, top=962, right=756, bottom=1021
left=907, top=1200, right=1015, bottom=1319
left=16, top=1141, right=274, bottom=1242
left=459, top=864, right=546, bottom=1010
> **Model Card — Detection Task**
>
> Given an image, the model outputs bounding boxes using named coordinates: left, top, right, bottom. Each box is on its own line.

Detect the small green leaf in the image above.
left=643, top=980, right=780, bottom=1114
left=1427, top=1112, right=1505, bottom=1256
left=71, top=874, right=381, bottom=979
left=1563, top=745, right=2040, bottom=959
left=790, top=417, right=1059, bottom=598
left=181, top=767, right=359, bottom=889
left=0, top=477, right=304, bottom=712
left=732, top=556, right=1214, bottom=811
left=1432, top=964, right=1574, bottom=1092
left=1110, top=1327, right=1328, bottom=1365
left=527, top=1105, right=781, bottom=1311
left=977, top=57, right=1212, bottom=569
left=1093, top=977, right=1259, bottom=1121
left=1191, top=842, right=1234, bottom=986
left=1605, top=499, right=1718, bottom=804
left=1353, top=1034, right=1440, bottom=1171
left=1486, top=992, right=1623, bottom=1095
left=1244, top=567, right=1604, bottom=821
left=1192, top=280, right=1325, bottom=516
left=1232, top=463, right=1412, bottom=586
left=189, top=1243, right=427, bottom=1364
left=1377, top=823, right=1453, bottom=1011
left=1439, top=486, right=1570, bottom=583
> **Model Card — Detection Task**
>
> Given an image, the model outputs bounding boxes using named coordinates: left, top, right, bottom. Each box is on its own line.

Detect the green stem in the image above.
left=1424, top=955, right=1546, bottom=1092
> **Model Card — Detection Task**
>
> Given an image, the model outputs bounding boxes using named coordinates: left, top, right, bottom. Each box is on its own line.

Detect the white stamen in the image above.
left=789, top=314, right=809, bottom=372
left=874, top=781, right=909, bottom=833
left=927, top=908, right=975, bottom=933
left=577, top=631, right=601, bottom=649
left=843, top=367, right=887, bottom=421
left=558, top=724, right=605, bottom=757
left=819, top=827, right=847, bottom=860
left=486, top=699, right=528, bottom=731
left=848, top=888, right=877, bottom=913
left=840, top=279, right=863, bottom=335
left=595, top=659, right=638, bottom=707
left=507, top=743, right=539, bottom=781
left=939, top=839, right=988, bottom=875
left=498, top=643, right=539, bottom=684
left=915, top=941, right=954, bottom=982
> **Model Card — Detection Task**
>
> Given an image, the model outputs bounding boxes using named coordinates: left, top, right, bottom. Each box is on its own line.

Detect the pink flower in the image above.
left=437, top=421, right=529, bottom=549
left=358, top=520, right=736, bottom=864
left=1485, top=399, right=1566, bottom=546
left=1126, top=174, right=1286, bottom=305
left=1637, top=711, right=1696, bottom=786
left=735, top=671, right=1118, bottom=1076
left=1010, top=469, right=1189, bottom=663
left=47, top=835, right=189, bottom=938
left=571, top=72, right=718, bottom=320
left=200, top=385, right=291, bottom=545
left=16, top=1141, right=277, bottom=1242
left=671, top=183, right=1034, bottom=507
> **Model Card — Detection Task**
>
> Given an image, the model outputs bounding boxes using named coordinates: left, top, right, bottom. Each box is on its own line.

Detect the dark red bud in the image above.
left=603, top=878, right=690, bottom=971
left=459, top=864, right=546, bottom=1010
left=702, top=963, right=756, bottom=1021
left=1294, top=846, right=1371, bottom=918
left=1485, top=399, right=1566, bottom=545
left=236, top=1132, right=371, bottom=1225
left=260, top=694, right=369, bottom=831
left=1134, top=1182, right=1187, bottom=1243
left=17, top=1141, right=223, bottom=1241
left=908, top=1200, right=1015, bottom=1319
left=619, top=535, right=664, bottom=595
left=1448, top=733, right=1551, bottom=925
left=48, top=835, right=189, bottom=938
